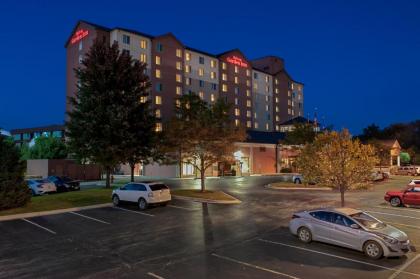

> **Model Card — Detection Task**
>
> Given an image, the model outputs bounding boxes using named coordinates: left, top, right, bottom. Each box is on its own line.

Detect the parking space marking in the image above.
left=257, top=239, right=420, bottom=278
left=21, top=218, right=56, bottom=235
left=388, top=254, right=420, bottom=279
left=388, top=222, right=420, bottom=230
left=211, top=253, right=300, bottom=279
left=147, top=272, right=165, bottom=279
left=375, top=206, right=420, bottom=214
left=167, top=205, right=196, bottom=211
left=68, top=211, right=110, bottom=225
left=364, top=210, right=420, bottom=220
left=112, top=206, right=154, bottom=217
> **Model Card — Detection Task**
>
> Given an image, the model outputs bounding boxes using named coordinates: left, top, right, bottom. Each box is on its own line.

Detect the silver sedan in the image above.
left=289, top=207, right=410, bottom=259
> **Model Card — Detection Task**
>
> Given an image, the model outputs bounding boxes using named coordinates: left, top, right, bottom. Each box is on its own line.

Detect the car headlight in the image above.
left=377, top=234, right=398, bottom=244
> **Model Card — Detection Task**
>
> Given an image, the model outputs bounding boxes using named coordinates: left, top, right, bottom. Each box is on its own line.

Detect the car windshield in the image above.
left=149, top=184, right=168, bottom=191
left=350, top=212, right=385, bottom=230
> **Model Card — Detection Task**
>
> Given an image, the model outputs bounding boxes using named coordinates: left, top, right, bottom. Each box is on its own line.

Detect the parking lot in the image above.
left=1, top=176, right=420, bottom=278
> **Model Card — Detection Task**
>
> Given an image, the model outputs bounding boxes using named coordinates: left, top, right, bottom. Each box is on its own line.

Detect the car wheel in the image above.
left=138, top=198, right=148, bottom=211
left=297, top=227, right=312, bottom=243
left=364, top=240, right=383, bottom=260
left=294, top=178, right=302, bottom=184
left=390, top=197, right=402, bottom=207
left=112, top=195, right=120, bottom=206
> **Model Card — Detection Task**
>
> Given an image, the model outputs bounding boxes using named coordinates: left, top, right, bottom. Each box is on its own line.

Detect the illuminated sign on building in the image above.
left=226, top=56, right=248, bottom=68
left=71, top=29, right=89, bottom=44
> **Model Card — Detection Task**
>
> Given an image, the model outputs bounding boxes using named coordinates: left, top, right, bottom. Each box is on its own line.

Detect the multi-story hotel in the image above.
left=65, top=20, right=304, bottom=133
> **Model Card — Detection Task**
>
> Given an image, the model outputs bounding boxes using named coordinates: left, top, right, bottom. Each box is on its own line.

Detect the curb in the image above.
left=172, top=194, right=241, bottom=204
left=265, top=184, right=332, bottom=191
left=0, top=203, right=113, bottom=222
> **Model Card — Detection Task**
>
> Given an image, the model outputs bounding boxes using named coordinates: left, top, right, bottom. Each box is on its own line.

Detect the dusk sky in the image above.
left=1, top=0, right=419, bottom=134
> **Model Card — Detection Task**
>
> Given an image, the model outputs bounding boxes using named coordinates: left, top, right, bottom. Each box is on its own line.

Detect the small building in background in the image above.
left=10, top=124, right=65, bottom=147
left=376, top=139, right=402, bottom=166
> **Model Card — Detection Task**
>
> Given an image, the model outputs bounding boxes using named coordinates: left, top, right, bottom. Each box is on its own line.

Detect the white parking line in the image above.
left=211, top=253, right=300, bottom=279
left=388, top=254, right=420, bottom=279
left=364, top=210, right=420, bottom=220
left=112, top=206, right=154, bottom=217
left=167, top=205, right=196, bottom=211
left=257, top=239, right=420, bottom=278
left=68, top=211, right=110, bottom=224
left=147, top=272, right=165, bottom=279
left=388, top=222, right=420, bottom=230
left=375, top=206, right=420, bottom=214
left=22, top=218, right=56, bottom=235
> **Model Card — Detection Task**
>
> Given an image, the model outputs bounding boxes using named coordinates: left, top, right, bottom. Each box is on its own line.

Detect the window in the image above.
left=234, top=76, right=239, bottom=84
left=122, top=34, right=130, bottom=44
left=176, top=49, right=182, bottom=58
left=265, top=85, right=269, bottom=93
left=265, top=76, right=269, bottom=83
left=276, top=115, right=279, bottom=121
left=222, top=84, right=227, bottom=92
left=310, top=211, right=333, bottom=222
left=332, top=213, right=356, bottom=227
left=276, top=125, right=279, bottom=131
left=78, top=41, right=83, bottom=51
left=288, top=91, right=291, bottom=97
left=253, top=82, right=258, bottom=90
left=185, top=65, right=191, bottom=73
left=156, top=43, right=163, bottom=52
left=254, top=72, right=258, bottom=79
left=156, top=83, right=163, bottom=92
left=235, top=119, right=240, bottom=127
left=185, top=52, right=191, bottom=61
left=185, top=77, right=191, bottom=85
left=176, top=99, right=181, bottom=107
left=199, top=80, right=204, bottom=87
left=246, top=80, right=251, bottom=87
left=155, top=109, right=161, bottom=118
left=13, top=134, right=21, bottom=141
left=122, top=49, right=130, bottom=56
left=176, top=74, right=182, bottom=83
left=140, top=53, right=147, bottom=63
left=265, top=96, right=269, bottom=102
left=234, top=66, right=238, bottom=73
left=265, top=105, right=269, bottom=111
left=155, top=69, right=161, bottom=78
left=246, top=100, right=251, bottom=107
left=52, top=131, right=62, bottom=138
left=140, top=96, right=147, bottom=103
left=247, top=110, right=251, bottom=117
left=265, top=123, right=269, bottom=131
left=140, top=39, right=147, bottom=49
left=254, top=122, right=259, bottom=129
left=246, top=89, right=251, bottom=97
left=235, top=108, right=240, bottom=116
left=276, top=106, right=279, bottom=112
left=210, top=72, right=216, bottom=79
left=176, top=61, right=181, bottom=70
left=234, top=87, right=239, bottom=94
left=78, top=54, right=83, bottom=64
left=155, top=56, right=161, bottom=65
left=288, top=108, right=292, bottom=115
left=211, top=83, right=217, bottom=90
left=176, top=86, right=182, bottom=95
left=222, top=62, right=227, bottom=70
left=210, top=60, right=216, bottom=68
left=198, top=68, right=204, bottom=76
left=247, top=121, right=252, bottom=128
left=275, top=97, right=279, bottom=103
left=235, top=98, right=238, bottom=105
left=275, top=88, right=279, bottom=94
left=222, top=73, right=227, bottom=81
left=275, top=78, right=278, bottom=85
left=246, top=69, right=250, bottom=76
left=211, top=94, right=215, bottom=102
left=155, top=123, right=162, bottom=132
left=155, top=95, right=162, bottom=105
left=199, top=56, right=204, bottom=64
left=23, top=133, right=31, bottom=140
left=199, top=91, right=204, bottom=99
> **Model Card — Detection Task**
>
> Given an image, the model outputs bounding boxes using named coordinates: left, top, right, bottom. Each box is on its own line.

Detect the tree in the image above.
left=283, top=123, right=317, bottom=145
left=359, top=123, right=382, bottom=141
left=67, top=39, right=150, bottom=188
left=164, top=94, right=246, bottom=191
left=400, top=152, right=411, bottom=165
left=296, top=129, right=378, bottom=207
left=20, top=136, right=68, bottom=160
left=367, top=139, right=390, bottom=169
left=0, top=136, right=31, bottom=210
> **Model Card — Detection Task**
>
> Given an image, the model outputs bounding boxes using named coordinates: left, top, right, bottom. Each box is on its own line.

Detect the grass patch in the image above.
left=0, top=187, right=115, bottom=216
left=171, top=189, right=236, bottom=201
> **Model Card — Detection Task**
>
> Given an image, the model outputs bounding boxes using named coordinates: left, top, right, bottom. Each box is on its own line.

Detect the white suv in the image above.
left=112, top=182, right=171, bottom=210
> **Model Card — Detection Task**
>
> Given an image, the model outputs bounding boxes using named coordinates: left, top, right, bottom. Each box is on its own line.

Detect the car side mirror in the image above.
left=350, top=224, right=360, bottom=229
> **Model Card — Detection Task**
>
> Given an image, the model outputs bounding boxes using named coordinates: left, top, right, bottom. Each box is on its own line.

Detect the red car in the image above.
left=384, top=185, right=420, bottom=207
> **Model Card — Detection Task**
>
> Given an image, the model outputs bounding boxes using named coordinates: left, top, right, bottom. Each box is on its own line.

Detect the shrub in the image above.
left=280, top=167, right=292, bottom=173
left=0, top=137, right=31, bottom=210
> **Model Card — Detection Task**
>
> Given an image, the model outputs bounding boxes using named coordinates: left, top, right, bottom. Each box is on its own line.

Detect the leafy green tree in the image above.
left=20, top=136, right=67, bottom=160
left=0, top=136, right=31, bottom=210
left=297, top=129, right=378, bottom=207
left=164, top=94, right=246, bottom=191
left=67, top=39, right=151, bottom=188
left=283, top=123, right=317, bottom=145
left=400, top=152, right=411, bottom=164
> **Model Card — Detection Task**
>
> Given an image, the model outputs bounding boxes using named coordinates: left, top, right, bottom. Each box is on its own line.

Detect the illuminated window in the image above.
left=265, top=123, right=269, bottom=131
left=176, top=74, right=182, bottom=83
left=222, top=73, right=227, bottom=81
left=155, top=109, right=161, bottom=118
left=246, top=110, right=251, bottom=117
left=235, top=119, right=240, bottom=127
left=246, top=80, right=251, bottom=87
left=265, top=76, right=269, bottom=83
left=235, top=98, right=238, bottom=105
left=253, top=83, right=258, bottom=90
left=140, top=53, right=147, bottom=63
left=276, top=115, right=279, bottom=121
left=288, top=100, right=291, bottom=105
left=254, top=112, right=257, bottom=119
left=176, top=61, right=181, bottom=70
left=140, top=96, right=147, bottom=103
left=292, top=101, right=294, bottom=107
left=288, top=108, right=291, bottom=114
left=276, top=125, right=279, bottom=131
left=246, top=89, right=251, bottom=97
left=276, top=106, right=279, bottom=112
left=198, top=68, right=204, bottom=76
left=155, top=56, right=161, bottom=65
left=185, top=65, right=191, bottom=73
left=210, top=60, right=216, bottom=68
left=254, top=122, right=258, bottom=129
left=155, top=122, right=162, bottom=132
left=222, top=62, right=227, bottom=70
left=291, top=83, right=294, bottom=89
left=275, top=78, right=278, bottom=85
left=185, top=52, right=191, bottom=61
left=265, top=85, right=269, bottom=92
left=275, top=88, right=279, bottom=94
left=140, top=39, right=147, bottom=49
left=176, top=86, right=182, bottom=95
left=247, top=121, right=252, bottom=128
left=234, top=87, right=239, bottom=94
left=235, top=108, right=240, bottom=116
left=222, top=84, right=227, bottom=92
left=275, top=97, right=279, bottom=103
left=199, top=91, right=204, bottom=99
left=176, top=99, right=181, bottom=107
left=176, top=49, right=182, bottom=58
left=155, top=96, right=162, bottom=105
left=298, top=93, right=301, bottom=100
left=78, top=54, right=83, bottom=64
left=210, top=72, right=216, bottom=79
left=246, top=100, right=251, bottom=107
left=234, top=76, right=239, bottom=84
left=246, top=69, right=250, bottom=76
left=234, top=66, right=238, bottom=73
left=265, top=96, right=269, bottom=102
left=292, top=109, right=295, bottom=115
left=155, top=69, right=161, bottom=78
left=185, top=77, right=191, bottom=85
left=288, top=91, right=291, bottom=97
left=211, top=94, right=215, bottom=102
left=78, top=41, right=83, bottom=51
left=264, top=105, right=268, bottom=112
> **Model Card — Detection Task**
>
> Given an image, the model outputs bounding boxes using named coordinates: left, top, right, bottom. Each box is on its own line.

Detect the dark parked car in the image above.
left=47, top=176, right=81, bottom=192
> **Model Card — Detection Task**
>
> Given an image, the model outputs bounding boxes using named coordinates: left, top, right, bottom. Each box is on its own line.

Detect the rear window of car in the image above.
left=310, top=211, right=333, bottom=222
left=149, top=184, right=169, bottom=191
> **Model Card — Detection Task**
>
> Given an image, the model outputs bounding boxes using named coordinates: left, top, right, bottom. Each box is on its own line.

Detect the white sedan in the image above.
left=112, top=182, right=171, bottom=210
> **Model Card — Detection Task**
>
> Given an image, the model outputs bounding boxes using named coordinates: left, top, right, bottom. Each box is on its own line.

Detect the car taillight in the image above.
left=292, top=214, right=300, bottom=219
left=148, top=192, right=154, bottom=197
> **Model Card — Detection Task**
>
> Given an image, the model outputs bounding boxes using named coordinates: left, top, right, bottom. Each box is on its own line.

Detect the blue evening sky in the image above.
left=1, top=0, right=419, bottom=134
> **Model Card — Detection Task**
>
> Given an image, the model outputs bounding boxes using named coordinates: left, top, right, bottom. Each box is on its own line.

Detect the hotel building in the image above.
left=66, top=21, right=304, bottom=133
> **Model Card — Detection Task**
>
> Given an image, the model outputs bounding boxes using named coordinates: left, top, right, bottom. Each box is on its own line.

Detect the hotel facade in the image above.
left=65, top=20, right=305, bottom=176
